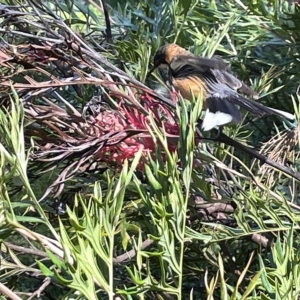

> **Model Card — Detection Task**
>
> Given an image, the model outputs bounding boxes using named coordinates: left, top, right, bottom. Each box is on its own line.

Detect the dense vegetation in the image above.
left=0, top=0, right=300, bottom=299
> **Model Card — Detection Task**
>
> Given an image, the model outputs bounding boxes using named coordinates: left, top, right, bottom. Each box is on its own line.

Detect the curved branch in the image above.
left=197, top=123, right=300, bottom=181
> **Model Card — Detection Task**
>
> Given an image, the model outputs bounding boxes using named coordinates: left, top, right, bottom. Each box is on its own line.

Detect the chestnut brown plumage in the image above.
left=149, top=43, right=295, bottom=131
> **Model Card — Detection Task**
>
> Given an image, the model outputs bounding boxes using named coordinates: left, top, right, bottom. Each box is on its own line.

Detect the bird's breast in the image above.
left=170, top=76, right=207, bottom=107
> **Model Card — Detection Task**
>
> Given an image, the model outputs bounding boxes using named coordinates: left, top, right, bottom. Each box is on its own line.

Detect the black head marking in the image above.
left=153, top=44, right=170, bottom=67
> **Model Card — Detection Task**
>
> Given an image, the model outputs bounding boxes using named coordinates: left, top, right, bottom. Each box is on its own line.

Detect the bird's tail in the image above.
left=201, top=94, right=295, bottom=131
left=232, top=94, right=295, bottom=120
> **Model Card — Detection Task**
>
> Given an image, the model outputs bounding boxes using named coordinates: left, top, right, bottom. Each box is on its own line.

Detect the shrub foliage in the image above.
left=0, top=0, right=300, bottom=299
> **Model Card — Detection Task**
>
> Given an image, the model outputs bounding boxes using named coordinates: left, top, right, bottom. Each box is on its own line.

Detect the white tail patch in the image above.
left=268, top=107, right=295, bottom=120
left=202, top=109, right=233, bottom=131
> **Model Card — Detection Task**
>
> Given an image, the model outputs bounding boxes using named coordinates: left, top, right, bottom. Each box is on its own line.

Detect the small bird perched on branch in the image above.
left=148, top=43, right=295, bottom=131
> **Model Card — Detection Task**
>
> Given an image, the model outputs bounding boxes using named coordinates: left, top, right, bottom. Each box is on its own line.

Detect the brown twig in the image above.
left=208, top=126, right=300, bottom=181
left=0, top=282, right=22, bottom=300
left=251, top=233, right=270, bottom=248
left=2, top=242, right=49, bottom=258
left=4, top=238, right=153, bottom=267
left=113, top=238, right=153, bottom=264
left=190, top=203, right=235, bottom=222
left=28, top=277, right=51, bottom=300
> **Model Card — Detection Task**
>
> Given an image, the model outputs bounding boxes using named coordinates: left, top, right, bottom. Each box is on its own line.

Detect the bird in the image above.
left=148, top=43, right=295, bottom=131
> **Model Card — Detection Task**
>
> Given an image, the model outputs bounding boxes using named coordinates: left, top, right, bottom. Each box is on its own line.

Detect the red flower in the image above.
left=93, top=92, right=180, bottom=169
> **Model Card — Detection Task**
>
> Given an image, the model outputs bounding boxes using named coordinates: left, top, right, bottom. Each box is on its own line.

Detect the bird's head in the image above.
left=148, top=43, right=190, bottom=77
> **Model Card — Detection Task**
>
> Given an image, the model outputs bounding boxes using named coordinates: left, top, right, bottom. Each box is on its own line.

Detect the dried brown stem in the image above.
left=0, top=283, right=22, bottom=300
left=28, top=277, right=51, bottom=300
left=113, top=238, right=154, bottom=264
left=209, top=126, right=300, bottom=182
left=3, top=242, right=49, bottom=258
